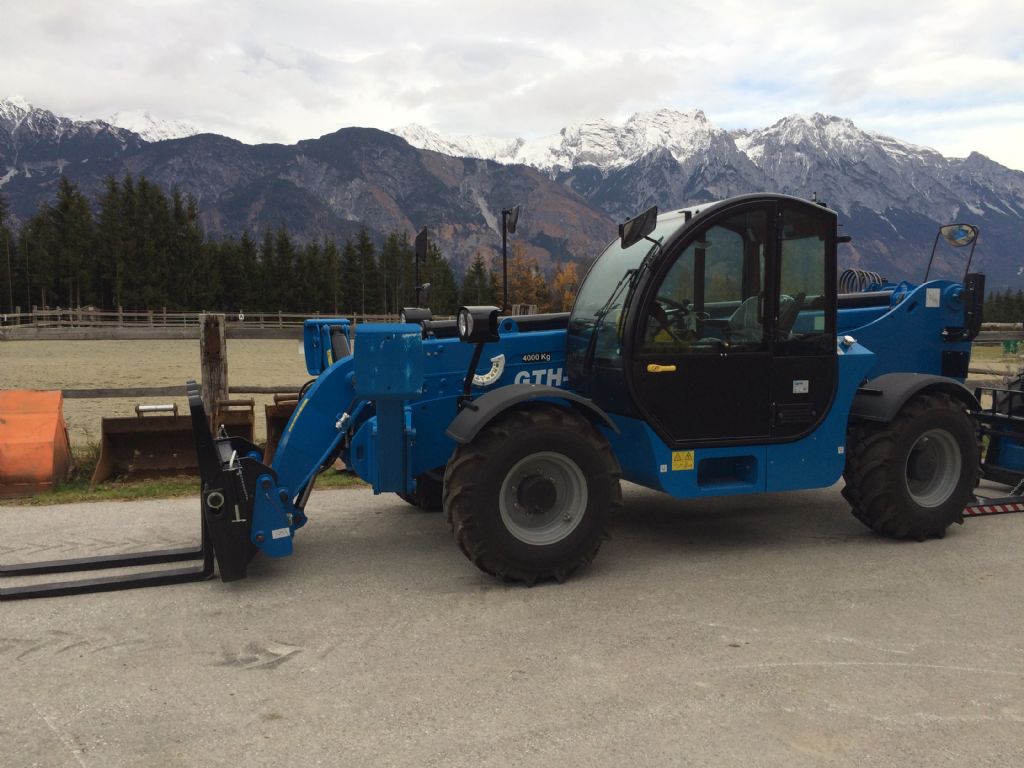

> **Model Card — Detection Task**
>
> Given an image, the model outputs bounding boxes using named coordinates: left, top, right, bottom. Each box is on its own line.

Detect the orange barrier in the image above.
left=0, top=390, right=73, bottom=498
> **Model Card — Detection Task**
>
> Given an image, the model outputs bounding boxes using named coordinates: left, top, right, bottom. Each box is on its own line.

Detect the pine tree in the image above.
left=460, top=253, right=491, bottom=306
left=339, top=237, right=360, bottom=314
left=95, top=176, right=127, bottom=309
left=423, top=241, right=458, bottom=315
left=172, top=190, right=208, bottom=309
left=355, top=227, right=381, bottom=315
left=236, top=232, right=259, bottom=311
left=130, top=177, right=172, bottom=308
left=298, top=241, right=326, bottom=312
left=257, top=229, right=277, bottom=310
left=54, top=177, right=94, bottom=307
left=379, top=232, right=404, bottom=315
left=21, top=204, right=58, bottom=308
left=488, top=266, right=502, bottom=308
left=323, top=238, right=342, bottom=313
left=0, top=194, right=15, bottom=313
left=273, top=227, right=299, bottom=311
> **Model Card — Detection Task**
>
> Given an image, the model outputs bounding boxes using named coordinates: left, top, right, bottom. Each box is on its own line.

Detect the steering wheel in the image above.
left=650, top=296, right=697, bottom=345
left=657, top=295, right=691, bottom=315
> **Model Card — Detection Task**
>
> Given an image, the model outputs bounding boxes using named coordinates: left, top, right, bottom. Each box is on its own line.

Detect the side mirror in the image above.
left=414, top=228, right=428, bottom=262
left=924, top=222, right=980, bottom=282
left=619, top=206, right=658, bottom=249
left=504, top=205, right=521, bottom=234
left=940, top=224, right=978, bottom=247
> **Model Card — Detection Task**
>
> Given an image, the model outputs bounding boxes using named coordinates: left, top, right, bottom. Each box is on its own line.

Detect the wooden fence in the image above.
left=0, top=307, right=397, bottom=340
left=0, top=307, right=395, bottom=329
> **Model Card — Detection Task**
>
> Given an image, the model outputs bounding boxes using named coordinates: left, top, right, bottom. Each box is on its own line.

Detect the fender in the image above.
left=850, top=372, right=979, bottom=423
left=446, top=384, right=620, bottom=444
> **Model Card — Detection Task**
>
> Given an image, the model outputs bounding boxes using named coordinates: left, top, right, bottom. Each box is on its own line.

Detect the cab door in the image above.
left=769, top=202, right=838, bottom=438
left=627, top=203, right=773, bottom=444
left=625, top=198, right=837, bottom=447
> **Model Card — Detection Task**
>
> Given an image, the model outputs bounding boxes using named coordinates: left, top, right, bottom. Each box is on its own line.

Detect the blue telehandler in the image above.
left=4, top=193, right=1018, bottom=599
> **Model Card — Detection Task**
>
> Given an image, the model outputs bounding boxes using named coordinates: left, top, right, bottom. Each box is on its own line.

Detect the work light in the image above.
left=457, top=306, right=501, bottom=343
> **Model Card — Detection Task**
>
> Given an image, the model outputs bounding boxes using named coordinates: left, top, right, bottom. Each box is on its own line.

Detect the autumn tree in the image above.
left=549, top=261, right=580, bottom=312
left=507, top=244, right=550, bottom=311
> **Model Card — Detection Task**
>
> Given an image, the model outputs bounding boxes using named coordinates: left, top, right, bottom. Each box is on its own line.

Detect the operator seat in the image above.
left=727, top=295, right=764, bottom=343
left=728, top=294, right=798, bottom=343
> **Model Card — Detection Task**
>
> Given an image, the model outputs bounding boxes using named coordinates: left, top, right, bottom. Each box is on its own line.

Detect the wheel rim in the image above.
left=905, top=428, right=962, bottom=507
left=499, top=451, right=588, bottom=545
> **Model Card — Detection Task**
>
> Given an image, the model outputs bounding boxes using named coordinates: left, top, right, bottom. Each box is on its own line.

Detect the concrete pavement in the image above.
left=2, top=482, right=1023, bottom=767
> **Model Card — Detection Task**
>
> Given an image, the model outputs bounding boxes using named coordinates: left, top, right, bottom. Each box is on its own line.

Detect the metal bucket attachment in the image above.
left=91, top=404, right=197, bottom=486
left=214, top=398, right=256, bottom=444
left=0, top=390, right=73, bottom=498
left=264, top=392, right=300, bottom=464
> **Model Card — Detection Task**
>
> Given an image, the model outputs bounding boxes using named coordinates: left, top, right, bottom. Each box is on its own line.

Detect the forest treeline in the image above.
left=0, top=176, right=580, bottom=316
left=2, top=176, right=1019, bottom=321
left=981, top=290, right=1024, bottom=323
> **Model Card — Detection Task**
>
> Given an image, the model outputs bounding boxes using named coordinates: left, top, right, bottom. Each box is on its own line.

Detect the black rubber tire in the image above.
left=443, top=404, right=622, bottom=584
left=842, top=392, right=979, bottom=540
left=396, top=469, right=444, bottom=512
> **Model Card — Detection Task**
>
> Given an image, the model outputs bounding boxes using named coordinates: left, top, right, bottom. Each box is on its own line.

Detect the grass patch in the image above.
left=0, top=442, right=366, bottom=507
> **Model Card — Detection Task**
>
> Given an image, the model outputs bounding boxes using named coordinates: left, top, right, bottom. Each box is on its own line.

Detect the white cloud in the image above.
left=1, top=0, right=1022, bottom=169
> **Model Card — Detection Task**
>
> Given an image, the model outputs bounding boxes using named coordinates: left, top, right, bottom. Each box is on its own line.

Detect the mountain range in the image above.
left=2, top=98, right=1022, bottom=289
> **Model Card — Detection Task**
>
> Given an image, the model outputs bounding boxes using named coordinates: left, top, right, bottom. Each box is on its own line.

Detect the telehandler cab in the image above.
left=3, top=193, right=1015, bottom=599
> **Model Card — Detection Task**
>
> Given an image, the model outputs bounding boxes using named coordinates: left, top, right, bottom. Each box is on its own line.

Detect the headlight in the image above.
left=399, top=307, right=432, bottom=324
left=457, top=306, right=501, bottom=343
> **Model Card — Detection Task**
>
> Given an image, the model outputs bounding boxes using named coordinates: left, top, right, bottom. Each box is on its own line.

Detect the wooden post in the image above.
left=200, top=312, right=228, bottom=420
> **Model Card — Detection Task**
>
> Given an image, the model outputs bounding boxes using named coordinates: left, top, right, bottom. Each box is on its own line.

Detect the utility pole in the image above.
left=4, top=230, right=11, bottom=314
left=414, top=227, right=428, bottom=307
left=23, top=231, right=30, bottom=310
left=501, top=205, right=520, bottom=311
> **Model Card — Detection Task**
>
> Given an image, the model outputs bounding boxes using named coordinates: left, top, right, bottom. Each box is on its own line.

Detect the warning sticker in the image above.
left=671, top=451, right=695, bottom=471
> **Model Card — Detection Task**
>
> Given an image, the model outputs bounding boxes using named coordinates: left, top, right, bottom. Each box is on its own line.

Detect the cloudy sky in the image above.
left=4, top=0, right=1023, bottom=169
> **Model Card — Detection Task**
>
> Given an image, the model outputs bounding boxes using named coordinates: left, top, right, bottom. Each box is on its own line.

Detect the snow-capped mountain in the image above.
left=394, top=109, right=736, bottom=174
left=106, top=110, right=199, bottom=142
left=0, top=97, right=140, bottom=148
left=392, top=110, right=1024, bottom=286
left=3, top=97, right=1023, bottom=288
left=0, top=98, right=145, bottom=185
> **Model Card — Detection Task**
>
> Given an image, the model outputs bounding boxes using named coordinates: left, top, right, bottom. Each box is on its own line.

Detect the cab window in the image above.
left=642, top=209, right=768, bottom=353
left=776, top=207, right=833, bottom=354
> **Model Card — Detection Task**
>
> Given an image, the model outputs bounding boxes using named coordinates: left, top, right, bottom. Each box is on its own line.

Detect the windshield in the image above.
left=568, top=215, right=687, bottom=368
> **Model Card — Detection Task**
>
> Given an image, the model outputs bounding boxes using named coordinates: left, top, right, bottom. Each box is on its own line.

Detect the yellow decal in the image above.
left=287, top=399, right=310, bottom=433
left=326, top=348, right=334, bottom=366
left=671, top=450, right=695, bottom=471
left=647, top=363, right=678, bottom=373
